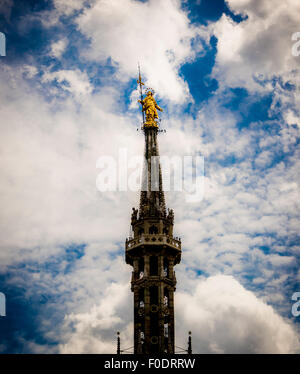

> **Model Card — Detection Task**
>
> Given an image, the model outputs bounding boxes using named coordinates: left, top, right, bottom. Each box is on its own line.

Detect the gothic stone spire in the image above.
left=125, top=78, right=181, bottom=354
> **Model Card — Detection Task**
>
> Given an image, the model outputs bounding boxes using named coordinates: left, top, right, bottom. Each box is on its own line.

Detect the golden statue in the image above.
left=138, top=90, right=163, bottom=128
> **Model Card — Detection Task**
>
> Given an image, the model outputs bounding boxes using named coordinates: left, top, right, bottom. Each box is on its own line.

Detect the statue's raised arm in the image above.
left=155, top=100, right=163, bottom=113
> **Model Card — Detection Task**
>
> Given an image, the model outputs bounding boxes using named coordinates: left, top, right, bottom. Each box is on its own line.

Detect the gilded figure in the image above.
left=138, top=90, right=163, bottom=127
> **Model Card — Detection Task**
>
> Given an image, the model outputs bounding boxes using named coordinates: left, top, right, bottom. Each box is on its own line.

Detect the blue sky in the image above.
left=0, top=0, right=300, bottom=353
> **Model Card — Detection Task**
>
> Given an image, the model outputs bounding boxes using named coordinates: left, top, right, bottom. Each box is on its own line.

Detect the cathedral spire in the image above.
left=137, top=66, right=166, bottom=219
left=139, top=127, right=166, bottom=219
left=125, top=70, right=181, bottom=354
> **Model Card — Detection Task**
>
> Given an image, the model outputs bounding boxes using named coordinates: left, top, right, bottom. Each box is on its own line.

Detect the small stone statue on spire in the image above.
left=167, top=208, right=174, bottom=224
left=131, top=207, right=138, bottom=223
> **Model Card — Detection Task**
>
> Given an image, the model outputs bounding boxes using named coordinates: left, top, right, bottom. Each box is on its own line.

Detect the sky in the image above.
left=0, top=0, right=300, bottom=354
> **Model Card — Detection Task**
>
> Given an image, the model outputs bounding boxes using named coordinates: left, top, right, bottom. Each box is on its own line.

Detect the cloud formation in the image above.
left=177, top=275, right=300, bottom=353
left=57, top=275, right=300, bottom=354
left=74, top=0, right=207, bottom=102
left=0, top=0, right=299, bottom=354
left=212, top=0, right=300, bottom=125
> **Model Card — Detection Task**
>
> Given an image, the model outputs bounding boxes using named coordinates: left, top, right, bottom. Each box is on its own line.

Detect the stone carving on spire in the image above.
left=131, top=207, right=138, bottom=223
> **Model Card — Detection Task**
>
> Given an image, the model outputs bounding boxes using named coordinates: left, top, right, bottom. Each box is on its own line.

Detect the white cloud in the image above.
left=42, top=68, right=93, bottom=97
left=176, top=275, right=300, bottom=353
left=59, top=283, right=132, bottom=354
left=74, top=0, right=207, bottom=103
left=0, top=64, right=141, bottom=269
left=57, top=275, right=300, bottom=353
left=211, top=0, right=300, bottom=125
left=212, top=0, right=300, bottom=89
left=37, top=0, right=87, bottom=28
left=53, top=0, right=86, bottom=16
left=50, top=38, right=67, bottom=58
